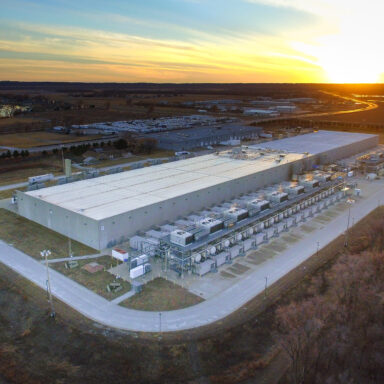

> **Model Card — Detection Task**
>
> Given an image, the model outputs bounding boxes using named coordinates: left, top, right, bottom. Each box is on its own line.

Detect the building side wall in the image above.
left=17, top=134, right=379, bottom=250
left=98, top=158, right=305, bottom=248
left=16, top=191, right=100, bottom=250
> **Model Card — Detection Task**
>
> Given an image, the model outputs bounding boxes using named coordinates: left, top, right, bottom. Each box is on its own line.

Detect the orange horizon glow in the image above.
left=0, top=1, right=383, bottom=83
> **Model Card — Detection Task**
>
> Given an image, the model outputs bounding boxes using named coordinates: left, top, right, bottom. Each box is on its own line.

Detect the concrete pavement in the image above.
left=0, top=179, right=383, bottom=332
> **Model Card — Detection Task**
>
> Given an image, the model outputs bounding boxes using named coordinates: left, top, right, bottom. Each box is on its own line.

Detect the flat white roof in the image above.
left=26, top=152, right=304, bottom=220
left=25, top=131, right=376, bottom=221
left=250, top=130, right=376, bottom=154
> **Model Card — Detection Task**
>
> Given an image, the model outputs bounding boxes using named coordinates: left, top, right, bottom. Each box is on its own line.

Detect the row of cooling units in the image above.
left=192, top=184, right=345, bottom=276
left=128, top=171, right=339, bottom=276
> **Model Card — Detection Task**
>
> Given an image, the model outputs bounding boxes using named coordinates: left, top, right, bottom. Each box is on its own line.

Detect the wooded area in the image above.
left=276, top=208, right=384, bottom=384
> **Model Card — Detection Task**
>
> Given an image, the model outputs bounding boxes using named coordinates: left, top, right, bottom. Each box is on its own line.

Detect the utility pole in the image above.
left=159, top=312, right=162, bottom=333
left=344, top=198, right=355, bottom=247
left=40, top=249, right=55, bottom=318
left=316, top=241, right=320, bottom=258
left=68, top=237, right=72, bottom=258
left=61, top=146, right=65, bottom=173
left=264, top=276, right=268, bottom=299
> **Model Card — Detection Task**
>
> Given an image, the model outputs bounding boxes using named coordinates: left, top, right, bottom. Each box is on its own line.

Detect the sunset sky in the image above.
left=1, top=0, right=383, bottom=83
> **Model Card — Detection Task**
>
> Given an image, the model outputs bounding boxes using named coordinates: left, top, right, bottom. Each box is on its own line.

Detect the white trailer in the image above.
left=130, top=263, right=152, bottom=279
left=130, top=254, right=149, bottom=269
left=28, top=173, right=54, bottom=184
left=112, top=248, right=129, bottom=262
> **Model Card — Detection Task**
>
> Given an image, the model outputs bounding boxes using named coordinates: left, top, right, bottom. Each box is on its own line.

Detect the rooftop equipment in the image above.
left=198, top=217, right=224, bottom=233
left=313, top=172, right=332, bottom=183
left=170, top=230, right=194, bottom=246
left=224, top=207, right=249, bottom=222
left=282, top=183, right=305, bottom=196
left=246, top=198, right=270, bottom=215
left=299, top=179, right=320, bottom=189
left=266, top=190, right=288, bottom=203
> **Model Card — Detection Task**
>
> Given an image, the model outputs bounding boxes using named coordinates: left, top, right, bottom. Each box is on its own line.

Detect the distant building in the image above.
left=243, top=109, right=280, bottom=117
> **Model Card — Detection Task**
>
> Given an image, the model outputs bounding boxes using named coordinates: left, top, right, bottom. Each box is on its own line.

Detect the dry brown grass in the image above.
left=51, top=256, right=131, bottom=300
left=0, top=132, right=102, bottom=148
left=0, top=208, right=96, bottom=260
left=120, top=277, right=204, bottom=311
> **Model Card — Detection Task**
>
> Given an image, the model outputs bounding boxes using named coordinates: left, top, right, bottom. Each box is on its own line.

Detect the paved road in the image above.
left=44, top=254, right=103, bottom=264
left=0, top=181, right=28, bottom=191
left=0, top=181, right=383, bottom=332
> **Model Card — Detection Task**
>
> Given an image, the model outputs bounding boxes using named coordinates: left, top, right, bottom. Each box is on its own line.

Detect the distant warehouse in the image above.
left=145, top=124, right=262, bottom=150
left=17, top=131, right=378, bottom=250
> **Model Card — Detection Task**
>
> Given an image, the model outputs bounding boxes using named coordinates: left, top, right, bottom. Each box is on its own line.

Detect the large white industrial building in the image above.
left=17, top=131, right=378, bottom=250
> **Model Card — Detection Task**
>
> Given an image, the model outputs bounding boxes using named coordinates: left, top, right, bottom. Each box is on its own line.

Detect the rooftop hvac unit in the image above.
left=198, top=217, right=224, bottom=233
left=267, top=191, right=289, bottom=203
left=160, top=224, right=178, bottom=233
left=145, top=229, right=169, bottom=239
left=246, top=198, right=270, bottom=214
left=313, top=173, right=332, bottom=183
left=224, top=207, right=249, bottom=222
left=282, top=184, right=305, bottom=196
left=170, top=230, right=194, bottom=246
left=299, top=179, right=320, bottom=189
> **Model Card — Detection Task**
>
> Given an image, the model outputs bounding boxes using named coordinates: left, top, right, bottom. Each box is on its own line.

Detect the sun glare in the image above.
left=317, top=35, right=383, bottom=83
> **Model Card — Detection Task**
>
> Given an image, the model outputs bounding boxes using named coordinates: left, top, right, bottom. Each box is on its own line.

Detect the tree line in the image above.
left=275, top=208, right=384, bottom=384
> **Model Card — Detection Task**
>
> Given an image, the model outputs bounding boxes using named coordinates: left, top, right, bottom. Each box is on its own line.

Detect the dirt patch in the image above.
left=51, top=256, right=131, bottom=300
left=120, top=277, right=204, bottom=311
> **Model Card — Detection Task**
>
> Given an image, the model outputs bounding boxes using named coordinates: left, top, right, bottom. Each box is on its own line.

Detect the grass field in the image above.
left=0, top=132, right=102, bottom=148
left=93, top=149, right=174, bottom=169
left=0, top=209, right=96, bottom=260
left=51, top=256, right=131, bottom=300
left=120, top=277, right=204, bottom=311
left=0, top=159, right=65, bottom=186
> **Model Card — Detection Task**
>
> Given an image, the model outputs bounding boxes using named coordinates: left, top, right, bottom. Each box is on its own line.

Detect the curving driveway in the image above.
left=0, top=181, right=383, bottom=332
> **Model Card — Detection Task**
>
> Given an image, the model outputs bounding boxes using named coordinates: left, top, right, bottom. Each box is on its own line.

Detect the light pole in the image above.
left=159, top=312, right=162, bottom=333
left=344, top=198, right=355, bottom=247
left=316, top=241, right=320, bottom=258
left=264, top=276, right=268, bottom=299
left=40, top=249, right=55, bottom=318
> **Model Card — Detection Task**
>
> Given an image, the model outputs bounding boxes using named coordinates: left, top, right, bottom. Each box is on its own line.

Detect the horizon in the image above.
left=1, top=0, right=384, bottom=84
